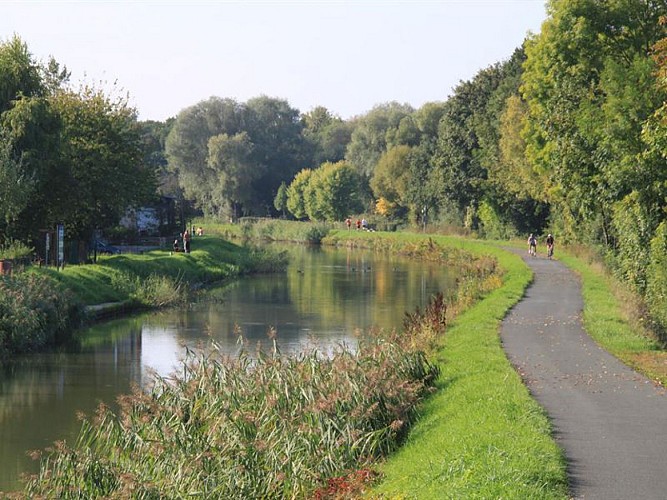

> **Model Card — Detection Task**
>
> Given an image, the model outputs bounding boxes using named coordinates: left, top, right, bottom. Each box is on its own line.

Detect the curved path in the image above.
left=501, top=252, right=667, bottom=500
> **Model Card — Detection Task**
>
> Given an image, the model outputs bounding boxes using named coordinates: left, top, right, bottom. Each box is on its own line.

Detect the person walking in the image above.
left=183, top=229, right=191, bottom=254
left=527, top=233, right=537, bottom=257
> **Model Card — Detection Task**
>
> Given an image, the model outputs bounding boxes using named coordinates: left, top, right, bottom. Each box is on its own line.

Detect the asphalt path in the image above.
left=500, top=251, right=667, bottom=500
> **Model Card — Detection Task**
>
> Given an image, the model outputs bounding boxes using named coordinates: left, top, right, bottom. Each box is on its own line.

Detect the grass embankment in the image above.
left=37, top=235, right=285, bottom=306
left=324, top=230, right=568, bottom=498
left=558, top=248, right=667, bottom=386
left=0, top=236, right=285, bottom=358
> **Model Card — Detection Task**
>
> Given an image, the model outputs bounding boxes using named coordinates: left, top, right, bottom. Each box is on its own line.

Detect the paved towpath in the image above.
left=500, top=252, right=667, bottom=500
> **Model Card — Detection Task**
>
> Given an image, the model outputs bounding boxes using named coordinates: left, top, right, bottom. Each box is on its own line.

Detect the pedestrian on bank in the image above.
left=183, top=229, right=191, bottom=253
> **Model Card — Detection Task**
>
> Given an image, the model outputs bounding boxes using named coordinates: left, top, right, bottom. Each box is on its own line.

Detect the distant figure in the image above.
left=196, top=226, right=204, bottom=236
left=546, top=233, right=555, bottom=259
left=345, top=217, right=352, bottom=231
left=356, top=219, right=361, bottom=230
left=173, top=239, right=180, bottom=253
left=183, top=229, right=191, bottom=253
left=361, top=218, right=368, bottom=230
left=527, top=233, right=537, bottom=257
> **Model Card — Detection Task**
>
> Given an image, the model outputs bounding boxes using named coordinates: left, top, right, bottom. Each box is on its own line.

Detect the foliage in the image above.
left=0, top=273, right=83, bottom=357
left=0, top=129, right=33, bottom=226
left=273, top=181, right=288, bottom=216
left=24, top=294, right=445, bottom=498
left=301, top=105, right=355, bottom=166
left=370, top=145, right=412, bottom=215
left=303, top=161, right=363, bottom=221
left=0, top=238, right=33, bottom=261
left=166, top=96, right=307, bottom=218
left=647, top=222, right=667, bottom=336
left=0, top=35, right=43, bottom=114
left=0, top=35, right=158, bottom=245
left=285, top=168, right=312, bottom=219
left=344, top=102, right=415, bottom=179
left=229, top=218, right=332, bottom=244
left=207, top=131, right=260, bottom=219
left=49, top=86, right=155, bottom=240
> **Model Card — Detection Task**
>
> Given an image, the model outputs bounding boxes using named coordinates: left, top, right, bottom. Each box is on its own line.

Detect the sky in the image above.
left=1, top=1, right=548, bottom=122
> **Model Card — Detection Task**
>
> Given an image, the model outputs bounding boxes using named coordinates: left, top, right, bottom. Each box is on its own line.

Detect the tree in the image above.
left=286, top=168, right=312, bottom=220
left=167, top=95, right=306, bottom=217
left=49, top=86, right=154, bottom=240
left=370, top=145, right=412, bottom=217
left=0, top=35, right=43, bottom=114
left=522, top=0, right=667, bottom=242
left=243, top=96, right=306, bottom=214
left=301, top=106, right=354, bottom=166
left=207, top=132, right=259, bottom=220
left=0, top=129, right=33, bottom=230
left=304, top=161, right=363, bottom=221
left=274, top=181, right=288, bottom=217
left=345, top=102, right=415, bottom=179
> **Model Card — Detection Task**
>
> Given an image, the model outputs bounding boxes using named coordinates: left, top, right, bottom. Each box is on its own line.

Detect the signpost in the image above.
left=57, top=223, right=64, bottom=269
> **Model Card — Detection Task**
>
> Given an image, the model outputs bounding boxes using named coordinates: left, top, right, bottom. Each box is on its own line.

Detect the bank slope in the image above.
left=372, top=240, right=568, bottom=499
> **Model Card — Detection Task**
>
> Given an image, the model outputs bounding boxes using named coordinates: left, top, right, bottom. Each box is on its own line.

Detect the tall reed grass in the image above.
left=21, top=295, right=449, bottom=499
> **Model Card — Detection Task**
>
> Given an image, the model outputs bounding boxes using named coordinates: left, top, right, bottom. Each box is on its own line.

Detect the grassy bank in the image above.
left=324, top=232, right=568, bottom=498
left=0, top=236, right=286, bottom=357
left=558, top=248, right=667, bottom=386
left=37, top=235, right=286, bottom=306
left=14, top=226, right=568, bottom=497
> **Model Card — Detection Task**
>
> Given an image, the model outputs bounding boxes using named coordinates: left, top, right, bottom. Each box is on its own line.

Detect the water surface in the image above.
left=0, top=244, right=454, bottom=491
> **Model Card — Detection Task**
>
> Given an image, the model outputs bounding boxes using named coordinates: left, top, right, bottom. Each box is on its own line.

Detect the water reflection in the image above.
left=0, top=244, right=454, bottom=492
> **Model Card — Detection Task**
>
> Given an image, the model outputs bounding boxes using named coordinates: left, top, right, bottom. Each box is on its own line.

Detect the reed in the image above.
left=22, top=295, right=447, bottom=498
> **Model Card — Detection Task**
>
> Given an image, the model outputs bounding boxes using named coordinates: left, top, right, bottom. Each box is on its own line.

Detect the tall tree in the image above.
left=243, top=96, right=306, bottom=214
left=50, top=87, right=153, bottom=240
left=166, top=97, right=244, bottom=217
left=304, top=161, right=362, bottom=221
left=370, top=145, right=412, bottom=217
left=0, top=35, right=43, bottom=114
left=0, top=129, right=33, bottom=231
left=286, top=168, right=312, bottom=220
left=207, top=132, right=259, bottom=220
left=345, top=102, right=415, bottom=179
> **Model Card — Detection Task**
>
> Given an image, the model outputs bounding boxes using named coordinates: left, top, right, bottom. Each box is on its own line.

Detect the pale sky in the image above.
left=1, top=1, right=547, bottom=122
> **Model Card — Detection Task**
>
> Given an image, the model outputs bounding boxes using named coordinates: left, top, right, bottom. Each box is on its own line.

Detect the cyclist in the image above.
left=546, top=233, right=554, bottom=259
left=527, top=233, right=537, bottom=257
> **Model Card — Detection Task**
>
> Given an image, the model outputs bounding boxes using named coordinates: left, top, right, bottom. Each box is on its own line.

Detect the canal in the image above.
left=0, top=243, right=456, bottom=492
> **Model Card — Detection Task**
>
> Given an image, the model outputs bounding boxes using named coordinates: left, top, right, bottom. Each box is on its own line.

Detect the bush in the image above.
left=647, top=221, right=667, bottom=337
left=0, top=274, right=83, bottom=356
left=0, top=238, right=34, bottom=262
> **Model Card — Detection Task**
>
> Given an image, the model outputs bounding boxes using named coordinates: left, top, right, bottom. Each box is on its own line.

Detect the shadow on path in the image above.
left=501, top=251, right=667, bottom=500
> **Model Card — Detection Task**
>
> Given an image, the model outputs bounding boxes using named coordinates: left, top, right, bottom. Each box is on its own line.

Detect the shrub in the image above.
left=647, top=221, right=667, bottom=337
left=0, top=274, right=83, bottom=356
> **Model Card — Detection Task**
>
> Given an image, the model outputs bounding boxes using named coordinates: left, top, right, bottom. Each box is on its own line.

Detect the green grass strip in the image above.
left=557, top=250, right=663, bottom=383
left=372, top=238, right=568, bottom=499
left=30, top=236, right=281, bottom=306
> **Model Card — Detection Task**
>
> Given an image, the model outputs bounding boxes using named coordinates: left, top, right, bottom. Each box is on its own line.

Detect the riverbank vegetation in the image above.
left=559, top=246, right=667, bottom=386
left=323, top=231, right=568, bottom=498
left=15, top=232, right=568, bottom=498
left=20, top=237, right=462, bottom=498
left=3, top=0, right=667, bottom=343
left=0, top=236, right=287, bottom=358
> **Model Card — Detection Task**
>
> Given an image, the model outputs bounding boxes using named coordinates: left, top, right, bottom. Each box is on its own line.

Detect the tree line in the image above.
left=1, top=0, right=666, bottom=333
